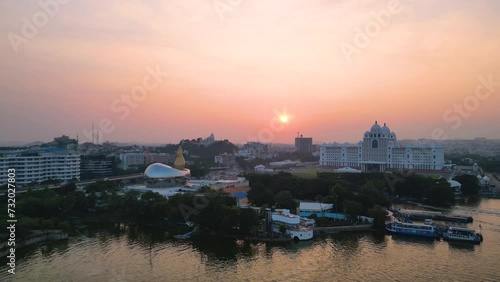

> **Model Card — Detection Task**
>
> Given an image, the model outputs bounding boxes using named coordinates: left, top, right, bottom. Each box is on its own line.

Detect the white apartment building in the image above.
left=0, top=148, right=80, bottom=187
left=320, top=121, right=444, bottom=172
left=119, top=153, right=145, bottom=167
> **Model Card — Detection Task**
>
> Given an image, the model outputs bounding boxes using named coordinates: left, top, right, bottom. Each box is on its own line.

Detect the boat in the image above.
left=385, top=219, right=436, bottom=238
left=176, top=221, right=194, bottom=227
left=442, top=227, right=483, bottom=244
left=174, top=230, right=194, bottom=240
left=272, top=209, right=315, bottom=241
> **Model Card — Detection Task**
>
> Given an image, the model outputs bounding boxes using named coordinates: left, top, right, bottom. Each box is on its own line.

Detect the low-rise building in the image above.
left=119, top=153, right=145, bottom=167
left=299, top=202, right=334, bottom=214
left=80, top=154, right=115, bottom=179
left=320, top=121, right=445, bottom=172
left=145, top=153, right=170, bottom=165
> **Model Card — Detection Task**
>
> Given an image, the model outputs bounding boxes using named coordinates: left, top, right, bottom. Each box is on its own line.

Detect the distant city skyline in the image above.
left=2, top=132, right=500, bottom=148
left=1, top=1, right=500, bottom=144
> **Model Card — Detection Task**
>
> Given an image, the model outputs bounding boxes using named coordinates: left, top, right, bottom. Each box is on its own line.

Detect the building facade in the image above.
left=0, top=148, right=80, bottom=187
left=119, top=153, right=145, bottom=167
left=295, top=136, right=313, bottom=153
left=80, top=154, right=115, bottom=179
left=320, top=121, right=444, bottom=172
left=198, top=133, right=215, bottom=147
left=145, top=153, right=170, bottom=165
left=235, top=142, right=272, bottom=159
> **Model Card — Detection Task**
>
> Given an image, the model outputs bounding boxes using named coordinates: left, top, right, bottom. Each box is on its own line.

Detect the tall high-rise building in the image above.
left=295, top=135, right=313, bottom=153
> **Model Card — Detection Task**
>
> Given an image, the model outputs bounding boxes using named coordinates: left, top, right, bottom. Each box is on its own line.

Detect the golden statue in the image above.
left=173, top=146, right=186, bottom=170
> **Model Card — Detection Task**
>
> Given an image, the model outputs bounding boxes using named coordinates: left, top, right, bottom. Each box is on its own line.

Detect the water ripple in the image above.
left=1, top=200, right=500, bottom=281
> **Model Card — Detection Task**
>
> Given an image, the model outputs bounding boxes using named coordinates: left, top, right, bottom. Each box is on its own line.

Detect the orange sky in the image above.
left=1, top=0, right=499, bottom=144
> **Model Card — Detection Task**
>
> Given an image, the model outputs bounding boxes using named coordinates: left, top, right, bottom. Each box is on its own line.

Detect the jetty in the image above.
left=391, top=208, right=473, bottom=223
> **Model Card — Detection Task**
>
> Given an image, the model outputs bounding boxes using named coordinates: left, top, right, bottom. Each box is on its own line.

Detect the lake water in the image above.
left=2, top=199, right=500, bottom=282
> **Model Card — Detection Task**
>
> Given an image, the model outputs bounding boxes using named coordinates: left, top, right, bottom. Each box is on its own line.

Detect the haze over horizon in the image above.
left=1, top=0, right=499, bottom=144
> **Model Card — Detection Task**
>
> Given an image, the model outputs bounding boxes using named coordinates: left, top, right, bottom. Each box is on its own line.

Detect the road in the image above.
left=12, top=173, right=144, bottom=194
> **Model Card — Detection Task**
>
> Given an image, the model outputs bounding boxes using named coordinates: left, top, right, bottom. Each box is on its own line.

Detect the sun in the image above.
left=279, top=115, right=288, bottom=123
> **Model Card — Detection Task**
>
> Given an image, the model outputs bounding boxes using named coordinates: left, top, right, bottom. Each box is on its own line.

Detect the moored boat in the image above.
left=385, top=219, right=436, bottom=238
left=174, top=230, right=195, bottom=240
left=272, top=209, right=315, bottom=240
left=442, top=227, right=483, bottom=244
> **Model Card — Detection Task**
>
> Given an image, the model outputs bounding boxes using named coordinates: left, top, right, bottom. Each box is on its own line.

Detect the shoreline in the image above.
left=314, top=224, right=374, bottom=234
left=0, top=230, right=68, bottom=257
left=192, top=233, right=293, bottom=242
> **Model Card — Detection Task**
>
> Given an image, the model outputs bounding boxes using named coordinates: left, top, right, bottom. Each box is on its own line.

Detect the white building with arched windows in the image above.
left=319, top=121, right=444, bottom=172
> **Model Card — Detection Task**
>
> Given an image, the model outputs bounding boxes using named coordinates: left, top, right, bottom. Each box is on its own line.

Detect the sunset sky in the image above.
left=1, top=0, right=499, bottom=144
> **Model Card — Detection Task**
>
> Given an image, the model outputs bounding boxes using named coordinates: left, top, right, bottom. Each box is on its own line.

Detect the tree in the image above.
left=189, top=163, right=209, bottom=178
left=343, top=200, right=364, bottom=221
left=423, top=180, right=455, bottom=206
left=330, top=183, right=352, bottom=211
left=192, top=191, right=241, bottom=234
left=41, top=219, right=55, bottom=230
left=275, top=191, right=293, bottom=209
left=58, top=221, right=72, bottom=231
left=248, top=183, right=275, bottom=207
left=315, top=217, right=330, bottom=227
left=141, top=191, right=164, bottom=202
left=199, top=185, right=211, bottom=193
left=357, top=181, right=384, bottom=208
left=219, top=205, right=240, bottom=234
left=453, top=175, right=480, bottom=196
left=239, top=208, right=259, bottom=234
left=122, top=190, right=141, bottom=219
left=367, top=205, right=388, bottom=229
left=58, top=182, right=76, bottom=196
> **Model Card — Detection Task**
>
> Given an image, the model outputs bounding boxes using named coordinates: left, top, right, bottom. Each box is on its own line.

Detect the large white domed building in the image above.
left=143, top=162, right=190, bottom=188
left=144, top=163, right=190, bottom=179
left=124, top=146, right=198, bottom=197
left=320, top=121, right=445, bottom=172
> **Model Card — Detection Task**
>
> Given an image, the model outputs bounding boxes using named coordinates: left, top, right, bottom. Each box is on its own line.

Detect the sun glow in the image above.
left=279, top=115, right=289, bottom=123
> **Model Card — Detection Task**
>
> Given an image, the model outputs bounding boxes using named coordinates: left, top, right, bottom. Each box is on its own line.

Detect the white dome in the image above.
left=370, top=121, right=382, bottom=132
left=144, top=163, right=190, bottom=178
left=382, top=123, right=391, bottom=134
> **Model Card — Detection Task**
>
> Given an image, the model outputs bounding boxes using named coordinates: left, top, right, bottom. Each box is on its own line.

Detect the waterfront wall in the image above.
left=0, top=230, right=68, bottom=257
left=314, top=224, right=373, bottom=234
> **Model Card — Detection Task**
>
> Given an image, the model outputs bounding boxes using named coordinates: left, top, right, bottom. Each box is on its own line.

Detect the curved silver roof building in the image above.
left=144, top=163, right=190, bottom=179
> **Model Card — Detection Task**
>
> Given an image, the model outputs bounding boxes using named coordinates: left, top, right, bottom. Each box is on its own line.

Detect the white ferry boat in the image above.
left=442, top=227, right=483, bottom=243
left=272, top=209, right=315, bottom=241
left=385, top=219, right=436, bottom=238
